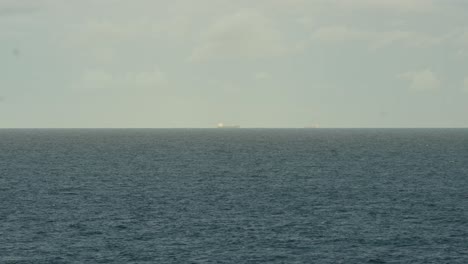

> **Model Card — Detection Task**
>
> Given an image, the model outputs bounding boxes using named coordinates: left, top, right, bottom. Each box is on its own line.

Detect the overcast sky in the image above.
left=1, top=0, right=468, bottom=128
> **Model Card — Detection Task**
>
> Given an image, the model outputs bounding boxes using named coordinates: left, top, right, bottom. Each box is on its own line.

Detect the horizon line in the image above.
left=1, top=127, right=467, bottom=129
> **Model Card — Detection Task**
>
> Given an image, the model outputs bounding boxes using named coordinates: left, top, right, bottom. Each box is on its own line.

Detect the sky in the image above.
left=1, top=0, right=468, bottom=128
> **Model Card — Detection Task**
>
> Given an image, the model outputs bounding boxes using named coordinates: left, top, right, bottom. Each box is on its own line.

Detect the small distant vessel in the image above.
left=304, top=124, right=319, bottom=128
left=217, top=123, right=240, bottom=129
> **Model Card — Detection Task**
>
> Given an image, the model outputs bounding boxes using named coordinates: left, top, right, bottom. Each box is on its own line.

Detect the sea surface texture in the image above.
left=1, top=129, right=467, bottom=263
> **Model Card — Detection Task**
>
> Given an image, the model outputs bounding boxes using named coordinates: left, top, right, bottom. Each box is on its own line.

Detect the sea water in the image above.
left=1, top=129, right=467, bottom=263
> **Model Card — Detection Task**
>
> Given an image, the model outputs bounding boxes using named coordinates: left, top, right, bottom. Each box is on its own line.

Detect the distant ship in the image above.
left=304, top=124, right=320, bottom=128
left=217, top=123, right=240, bottom=129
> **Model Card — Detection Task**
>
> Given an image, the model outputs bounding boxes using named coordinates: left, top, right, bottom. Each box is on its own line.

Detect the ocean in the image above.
left=1, top=129, right=467, bottom=263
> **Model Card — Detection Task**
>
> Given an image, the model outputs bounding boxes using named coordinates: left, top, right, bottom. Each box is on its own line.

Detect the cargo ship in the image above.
left=217, top=123, right=240, bottom=128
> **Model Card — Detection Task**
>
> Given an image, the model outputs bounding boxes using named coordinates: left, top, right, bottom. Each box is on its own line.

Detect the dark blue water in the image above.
left=1, top=129, right=467, bottom=263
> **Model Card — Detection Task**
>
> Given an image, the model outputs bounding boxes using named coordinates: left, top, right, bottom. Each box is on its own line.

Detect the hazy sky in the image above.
left=1, top=0, right=468, bottom=128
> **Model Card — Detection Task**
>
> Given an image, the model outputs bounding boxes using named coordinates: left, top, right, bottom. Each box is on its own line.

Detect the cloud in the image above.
left=80, top=70, right=113, bottom=90
left=0, top=0, right=42, bottom=17
left=68, top=19, right=159, bottom=45
left=0, top=6, right=38, bottom=16
left=76, top=68, right=167, bottom=90
left=312, top=25, right=468, bottom=54
left=448, top=29, right=468, bottom=57
left=63, top=18, right=167, bottom=64
left=254, top=72, right=271, bottom=80
left=398, top=69, right=441, bottom=91
left=370, top=30, right=442, bottom=49
left=248, top=0, right=436, bottom=15
left=313, top=26, right=369, bottom=42
left=463, top=77, right=468, bottom=92
left=130, top=70, right=168, bottom=88
left=189, top=9, right=292, bottom=61
left=312, top=26, right=442, bottom=49
left=337, top=0, right=436, bottom=12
